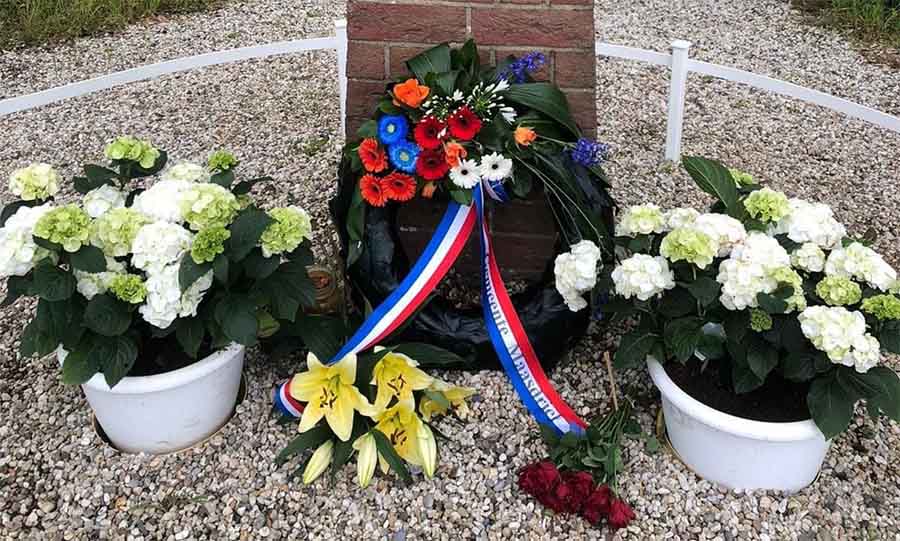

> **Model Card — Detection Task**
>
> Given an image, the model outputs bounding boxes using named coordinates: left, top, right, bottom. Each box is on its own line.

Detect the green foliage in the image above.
left=372, top=429, right=413, bottom=484
left=1, top=0, right=219, bottom=48
left=682, top=156, right=740, bottom=218
left=826, top=0, right=900, bottom=46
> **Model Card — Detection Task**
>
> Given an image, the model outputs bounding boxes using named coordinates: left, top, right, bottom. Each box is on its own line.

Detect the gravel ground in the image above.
left=2, top=0, right=900, bottom=539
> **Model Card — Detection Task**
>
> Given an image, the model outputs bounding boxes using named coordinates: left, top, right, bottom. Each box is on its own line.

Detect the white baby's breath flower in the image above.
left=139, top=263, right=213, bottom=328
left=82, top=184, right=126, bottom=218
left=479, top=153, right=513, bottom=182
left=791, top=243, right=826, bottom=273
left=771, top=199, right=846, bottom=250
left=611, top=253, right=675, bottom=302
left=825, top=242, right=897, bottom=292
left=554, top=240, right=602, bottom=311
left=131, top=221, right=193, bottom=275
left=449, top=159, right=481, bottom=189
left=162, top=161, right=210, bottom=183
left=616, top=204, right=666, bottom=237
left=692, top=213, right=747, bottom=257
left=132, top=179, right=192, bottom=223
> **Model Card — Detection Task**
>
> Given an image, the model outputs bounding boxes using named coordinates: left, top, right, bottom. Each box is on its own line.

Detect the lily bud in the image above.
left=353, top=433, right=377, bottom=488
left=302, top=440, right=334, bottom=484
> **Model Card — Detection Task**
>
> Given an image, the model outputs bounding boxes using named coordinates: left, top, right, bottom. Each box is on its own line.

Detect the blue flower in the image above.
left=570, top=139, right=610, bottom=167
left=389, top=142, right=419, bottom=173
left=378, top=115, right=409, bottom=146
left=498, top=52, right=546, bottom=84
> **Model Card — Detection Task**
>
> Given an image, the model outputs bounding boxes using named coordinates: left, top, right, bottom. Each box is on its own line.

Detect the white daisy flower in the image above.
left=479, top=153, right=513, bottom=182
left=449, top=159, right=482, bottom=189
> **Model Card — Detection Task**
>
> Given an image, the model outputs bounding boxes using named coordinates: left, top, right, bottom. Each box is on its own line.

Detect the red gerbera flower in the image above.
left=447, top=106, right=482, bottom=141
left=383, top=172, right=417, bottom=202
left=414, top=116, right=445, bottom=150
left=358, top=138, right=388, bottom=173
left=360, top=174, right=388, bottom=207
left=415, top=148, right=450, bottom=181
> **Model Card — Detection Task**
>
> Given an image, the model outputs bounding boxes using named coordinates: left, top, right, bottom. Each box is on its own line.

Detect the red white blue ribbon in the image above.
left=275, top=183, right=586, bottom=435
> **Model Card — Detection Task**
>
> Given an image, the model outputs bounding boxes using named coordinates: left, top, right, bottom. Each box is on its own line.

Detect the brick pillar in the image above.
left=345, top=0, right=597, bottom=138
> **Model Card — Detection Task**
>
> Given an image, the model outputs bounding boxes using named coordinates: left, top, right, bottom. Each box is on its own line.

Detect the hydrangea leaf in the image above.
left=664, top=317, right=704, bottom=363
left=93, top=335, right=138, bottom=388
left=228, top=208, right=274, bottom=261
left=69, top=245, right=107, bottom=273
left=84, top=294, right=131, bottom=337
left=32, top=264, right=75, bottom=301
left=807, top=373, right=855, bottom=439
left=176, top=317, right=205, bottom=359
left=61, top=344, right=99, bottom=385
left=682, top=156, right=739, bottom=218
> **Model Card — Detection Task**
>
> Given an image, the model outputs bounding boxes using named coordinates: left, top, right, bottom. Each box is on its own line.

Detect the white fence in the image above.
left=1, top=20, right=898, bottom=162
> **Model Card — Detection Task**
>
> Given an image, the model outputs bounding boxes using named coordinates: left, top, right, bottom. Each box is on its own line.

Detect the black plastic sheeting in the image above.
left=330, top=156, right=615, bottom=371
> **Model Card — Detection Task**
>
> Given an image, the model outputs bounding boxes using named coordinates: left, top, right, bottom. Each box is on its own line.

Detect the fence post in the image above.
left=335, top=19, right=348, bottom=138
left=665, top=40, right=692, bottom=162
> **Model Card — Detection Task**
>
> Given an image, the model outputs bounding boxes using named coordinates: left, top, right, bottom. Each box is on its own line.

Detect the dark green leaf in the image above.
left=260, top=259, right=316, bottom=322
left=215, top=294, right=258, bottom=346
left=32, top=264, right=75, bottom=301
left=434, top=70, right=461, bottom=96
left=505, top=83, right=580, bottom=138
left=861, top=367, right=900, bottom=421
left=372, top=429, right=413, bottom=484
left=449, top=189, right=473, bottom=206
left=76, top=165, right=119, bottom=193
left=684, top=276, right=720, bottom=307
left=2, top=275, right=32, bottom=307
left=210, top=169, right=235, bottom=189
left=178, top=255, right=212, bottom=293
left=808, top=373, right=855, bottom=439
left=664, top=317, right=705, bottom=363
left=32, top=235, right=61, bottom=251
left=392, top=342, right=472, bottom=369
left=84, top=295, right=131, bottom=336
left=696, top=332, right=725, bottom=361
left=746, top=334, right=779, bottom=380
left=228, top=208, right=274, bottom=261
left=213, top=254, right=229, bottom=285
left=782, top=353, right=817, bottom=382
left=232, top=176, right=273, bottom=196
left=242, top=249, right=280, bottom=279
left=19, top=312, right=58, bottom=358
left=275, top=425, right=332, bottom=465
left=723, top=310, right=750, bottom=344
left=731, top=354, right=764, bottom=393
left=614, top=331, right=659, bottom=369
left=43, top=297, right=85, bottom=349
left=176, top=317, right=205, bottom=358
left=757, top=293, right=789, bottom=315
left=283, top=314, right=347, bottom=360
left=93, top=335, right=138, bottom=388
left=69, top=245, right=106, bottom=273
left=880, top=321, right=900, bottom=354
left=127, top=149, right=168, bottom=177
left=331, top=437, right=354, bottom=480
left=286, top=241, right=315, bottom=265
left=61, top=346, right=99, bottom=385
left=406, top=43, right=452, bottom=82
left=356, top=120, right=377, bottom=140
left=658, top=287, right=696, bottom=318
left=682, top=156, right=739, bottom=217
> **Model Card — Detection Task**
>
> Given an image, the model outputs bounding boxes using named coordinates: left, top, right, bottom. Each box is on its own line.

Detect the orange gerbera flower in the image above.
left=392, top=79, right=430, bottom=109
left=358, top=138, right=388, bottom=173
left=421, top=182, right=437, bottom=199
left=514, top=126, right=537, bottom=146
left=444, top=141, right=467, bottom=168
left=383, top=172, right=417, bottom=202
left=360, top=174, right=389, bottom=207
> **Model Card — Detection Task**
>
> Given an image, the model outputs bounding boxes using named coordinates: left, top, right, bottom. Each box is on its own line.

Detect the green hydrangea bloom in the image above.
left=750, top=309, right=773, bottom=332
left=191, top=226, right=231, bottom=264
left=108, top=274, right=147, bottom=304
left=104, top=136, right=161, bottom=169
left=816, top=276, right=862, bottom=306
left=33, top=205, right=92, bottom=252
left=90, top=208, right=152, bottom=257
left=861, top=294, right=900, bottom=321
left=743, top=188, right=790, bottom=223
left=179, top=183, right=241, bottom=231
left=769, top=266, right=807, bottom=311
left=8, top=163, right=60, bottom=201
left=260, top=206, right=313, bottom=258
left=730, top=168, right=756, bottom=187
left=208, top=150, right=239, bottom=172
left=659, top=227, right=717, bottom=269
left=236, top=194, right=253, bottom=210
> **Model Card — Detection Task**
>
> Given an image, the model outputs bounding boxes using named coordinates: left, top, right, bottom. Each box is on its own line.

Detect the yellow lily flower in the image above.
left=290, top=352, right=375, bottom=441
left=352, top=432, right=378, bottom=488
left=371, top=348, right=434, bottom=411
left=419, top=379, right=477, bottom=421
left=302, top=440, right=334, bottom=484
left=373, top=401, right=437, bottom=478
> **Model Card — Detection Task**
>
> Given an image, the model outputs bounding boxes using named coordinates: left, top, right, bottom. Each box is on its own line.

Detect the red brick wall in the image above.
left=345, top=0, right=597, bottom=138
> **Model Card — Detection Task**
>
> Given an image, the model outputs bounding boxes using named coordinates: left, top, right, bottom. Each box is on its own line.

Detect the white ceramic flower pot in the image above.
left=647, top=357, right=830, bottom=492
left=59, top=344, right=244, bottom=454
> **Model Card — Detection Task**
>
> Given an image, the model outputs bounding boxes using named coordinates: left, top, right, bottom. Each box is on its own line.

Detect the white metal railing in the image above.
left=1, top=21, right=898, bottom=163
left=597, top=39, right=900, bottom=161
left=0, top=20, right=349, bottom=136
